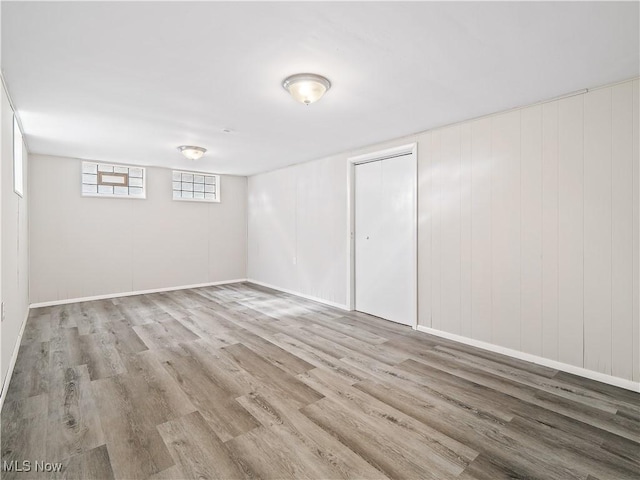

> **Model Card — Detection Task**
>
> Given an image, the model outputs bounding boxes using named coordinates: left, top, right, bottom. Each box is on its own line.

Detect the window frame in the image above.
left=13, top=115, right=24, bottom=197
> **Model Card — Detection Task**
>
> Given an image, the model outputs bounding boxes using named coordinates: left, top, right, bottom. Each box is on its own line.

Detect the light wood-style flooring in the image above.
left=1, top=282, right=639, bottom=479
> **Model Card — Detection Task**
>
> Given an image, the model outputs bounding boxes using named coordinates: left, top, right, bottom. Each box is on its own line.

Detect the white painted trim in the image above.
left=29, top=279, right=248, bottom=308
left=0, top=309, right=30, bottom=412
left=416, top=325, right=640, bottom=393
left=346, top=159, right=355, bottom=311
left=247, top=279, right=349, bottom=311
left=410, top=144, right=418, bottom=330
left=347, top=143, right=418, bottom=328
left=348, top=143, right=418, bottom=165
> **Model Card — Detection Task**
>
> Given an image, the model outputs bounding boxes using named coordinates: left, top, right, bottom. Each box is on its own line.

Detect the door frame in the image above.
left=346, top=142, right=418, bottom=329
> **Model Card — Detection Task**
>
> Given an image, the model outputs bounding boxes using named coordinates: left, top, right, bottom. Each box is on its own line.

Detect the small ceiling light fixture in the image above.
left=282, top=73, right=331, bottom=105
left=178, top=145, right=207, bottom=160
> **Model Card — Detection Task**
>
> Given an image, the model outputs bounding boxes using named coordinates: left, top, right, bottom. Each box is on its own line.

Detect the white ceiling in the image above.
left=2, top=1, right=638, bottom=176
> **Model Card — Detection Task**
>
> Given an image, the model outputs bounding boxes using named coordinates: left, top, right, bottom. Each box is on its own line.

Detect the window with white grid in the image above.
left=172, top=170, right=220, bottom=202
left=82, top=162, right=146, bottom=198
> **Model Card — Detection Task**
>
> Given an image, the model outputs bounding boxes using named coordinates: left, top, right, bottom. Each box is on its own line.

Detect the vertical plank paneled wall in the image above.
left=418, top=79, right=639, bottom=383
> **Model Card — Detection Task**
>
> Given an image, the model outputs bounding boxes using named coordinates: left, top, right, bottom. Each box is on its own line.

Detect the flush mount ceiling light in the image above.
left=282, top=73, right=331, bottom=105
left=178, top=145, right=207, bottom=160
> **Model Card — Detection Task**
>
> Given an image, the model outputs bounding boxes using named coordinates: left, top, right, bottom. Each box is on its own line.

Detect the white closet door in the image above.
left=355, top=154, right=415, bottom=326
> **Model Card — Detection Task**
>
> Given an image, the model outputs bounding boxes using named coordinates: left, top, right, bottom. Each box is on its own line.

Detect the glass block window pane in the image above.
left=83, top=163, right=97, bottom=174
left=82, top=162, right=146, bottom=199
left=82, top=173, right=97, bottom=184
left=130, top=177, right=144, bottom=187
left=172, top=170, right=220, bottom=202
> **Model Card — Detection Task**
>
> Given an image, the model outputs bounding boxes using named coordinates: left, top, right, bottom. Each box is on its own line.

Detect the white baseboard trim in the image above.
left=246, top=279, right=349, bottom=311
left=0, top=308, right=31, bottom=412
left=416, top=325, right=640, bottom=393
left=29, top=279, right=248, bottom=308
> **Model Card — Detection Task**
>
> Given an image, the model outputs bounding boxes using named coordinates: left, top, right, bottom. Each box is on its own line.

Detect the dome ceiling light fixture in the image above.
left=178, top=145, right=207, bottom=161
left=282, top=73, right=331, bottom=105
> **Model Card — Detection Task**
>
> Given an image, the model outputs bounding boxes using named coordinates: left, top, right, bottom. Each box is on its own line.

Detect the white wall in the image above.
left=29, top=155, right=247, bottom=304
left=248, top=154, right=347, bottom=306
left=421, top=80, right=639, bottom=382
left=247, top=78, right=640, bottom=383
left=1, top=83, right=30, bottom=391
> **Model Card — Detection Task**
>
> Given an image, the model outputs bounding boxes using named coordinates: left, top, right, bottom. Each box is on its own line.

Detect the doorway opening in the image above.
left=347, top=143, right=417, bottom=328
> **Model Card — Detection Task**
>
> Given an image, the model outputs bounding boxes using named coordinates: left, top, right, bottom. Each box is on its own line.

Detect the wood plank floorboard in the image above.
left=1, top=395, right=49, bottom=480
left=48, top=305, right=79, bottom=330
left=46, top=365, right=106, bottom=461
left=177, top=341, right=253, bottom=397
left=2, top=282, right=638, bottom=479
left=298, top=368, right=477, bottom=470
left=90, top=371, right=189, bottom=479
left=398, top=355, right=640, bottom=442
left=235, top=390, right=388, bottom=479
left=5, top=341, right=50, bottom=404
left=51, top=444, right=115, bottom=480
left=157, top=411, right=248, bottom=480
left=162, top=354, right=261, bottom=442
left=270, top=332, right=366, bottom=385
left=78, top=333, right=127, bottom=381
left=432, top=345, right=636, bottom=414
left=223, top=328, right=317, bottom=376
left=221, top=343, right=323, bottom=409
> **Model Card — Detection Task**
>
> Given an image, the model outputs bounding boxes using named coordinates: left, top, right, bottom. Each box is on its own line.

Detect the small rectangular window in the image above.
left=172, top=170, right=220, bottom=202
left=82, top=162, right=146, bottom=199
left=13, top=116, right=24, bottom=197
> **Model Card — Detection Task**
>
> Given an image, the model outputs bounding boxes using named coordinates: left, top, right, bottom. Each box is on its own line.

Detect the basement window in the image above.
left=172, top=170, right=220, bottom=202
left=13, top=116, right=24, bottom=197
left=81, top=162, right=146, bottom=198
